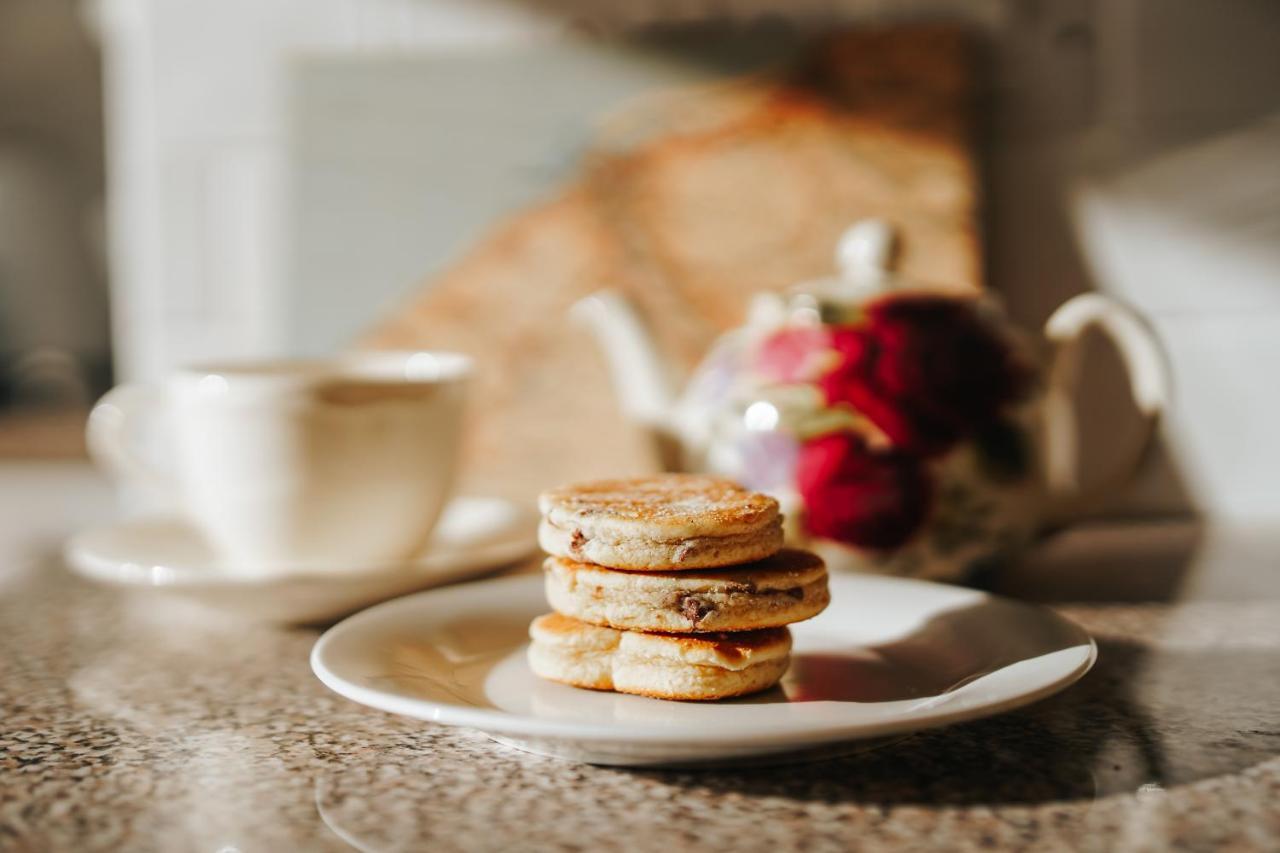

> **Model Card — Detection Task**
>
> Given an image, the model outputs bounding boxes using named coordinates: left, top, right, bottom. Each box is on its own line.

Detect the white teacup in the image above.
left=87, top=351, right=472, bottom=576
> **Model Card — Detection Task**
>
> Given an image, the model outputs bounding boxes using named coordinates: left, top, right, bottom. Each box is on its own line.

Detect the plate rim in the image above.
left=310, top=573, right=1097, bottom=747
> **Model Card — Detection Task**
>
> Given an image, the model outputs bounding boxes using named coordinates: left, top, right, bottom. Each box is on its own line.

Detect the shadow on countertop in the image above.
left=624, top=637, right=1280, bottom=806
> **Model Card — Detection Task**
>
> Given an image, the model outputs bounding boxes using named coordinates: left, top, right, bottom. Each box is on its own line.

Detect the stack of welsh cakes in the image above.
left=528, top=475, right=830, bottom=701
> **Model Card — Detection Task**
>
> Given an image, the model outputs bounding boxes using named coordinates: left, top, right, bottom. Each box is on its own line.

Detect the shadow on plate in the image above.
left=776, top=595, right=1087, bottom=703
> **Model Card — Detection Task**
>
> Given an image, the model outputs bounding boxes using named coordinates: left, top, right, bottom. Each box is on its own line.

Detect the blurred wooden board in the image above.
left=364, top=25, right=981, bottom=502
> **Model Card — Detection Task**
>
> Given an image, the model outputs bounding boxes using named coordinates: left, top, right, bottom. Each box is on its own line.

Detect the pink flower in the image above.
left=755, top=326, right=832, bottom=384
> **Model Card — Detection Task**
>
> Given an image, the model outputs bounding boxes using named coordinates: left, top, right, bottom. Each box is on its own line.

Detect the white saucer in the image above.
left=311, top=572, right=1096, bottom=766
left=65, top=497, right=538, bottom=623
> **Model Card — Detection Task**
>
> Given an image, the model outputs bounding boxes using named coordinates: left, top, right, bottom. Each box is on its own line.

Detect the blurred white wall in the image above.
left=980, top=0, right=1280, bottom=519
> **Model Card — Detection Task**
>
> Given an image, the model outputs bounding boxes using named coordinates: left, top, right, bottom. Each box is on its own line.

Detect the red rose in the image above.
left=796, top=431, right=932, bottom=550
left=819, top=295, right=1031, bottom=455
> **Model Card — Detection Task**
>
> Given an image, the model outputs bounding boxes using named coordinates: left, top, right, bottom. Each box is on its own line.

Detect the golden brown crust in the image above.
left=530, top=611, right=591, bottom=636
left=641, top=627, right=790, bottom=659
left=539, top=474, right=780, bottom=539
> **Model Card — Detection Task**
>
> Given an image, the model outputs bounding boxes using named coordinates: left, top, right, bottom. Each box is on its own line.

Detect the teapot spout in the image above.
left=571, top=291, right=682, bottom=464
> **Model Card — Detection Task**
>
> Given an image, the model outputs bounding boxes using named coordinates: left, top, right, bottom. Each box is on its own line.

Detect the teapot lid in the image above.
left=745, top=219, right=921, bottom=329
left=834, top=219, right=898, bottom=287
left=768, top=219, right=901, bottom=322
left=792, top=218, right=900, bottom=304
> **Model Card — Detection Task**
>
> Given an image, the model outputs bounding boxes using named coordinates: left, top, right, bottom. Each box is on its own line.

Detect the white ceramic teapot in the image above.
left=573, top=220, right=1170, bottom=581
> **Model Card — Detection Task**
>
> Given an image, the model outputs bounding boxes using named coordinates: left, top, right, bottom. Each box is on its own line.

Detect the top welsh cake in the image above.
left=538, top=474, right=783, bottom=570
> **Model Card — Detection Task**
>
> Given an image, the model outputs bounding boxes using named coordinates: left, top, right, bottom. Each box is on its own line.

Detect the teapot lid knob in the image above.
left=835, top=219, right=898, bottom=285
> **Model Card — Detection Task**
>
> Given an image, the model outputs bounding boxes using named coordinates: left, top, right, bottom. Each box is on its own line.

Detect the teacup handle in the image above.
left=1040, top=293, right=1171, bottom=524
left=87, top=383, right=177, bottom=497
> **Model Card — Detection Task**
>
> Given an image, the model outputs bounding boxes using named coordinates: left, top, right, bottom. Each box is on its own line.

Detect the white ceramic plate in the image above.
left=311, top=572, right=1095, bottom=766
left=65, top=497, right=537, bottom=623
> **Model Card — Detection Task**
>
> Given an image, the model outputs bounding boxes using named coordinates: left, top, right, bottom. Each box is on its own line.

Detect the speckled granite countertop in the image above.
left=3, top=463, right=1279, bottom=852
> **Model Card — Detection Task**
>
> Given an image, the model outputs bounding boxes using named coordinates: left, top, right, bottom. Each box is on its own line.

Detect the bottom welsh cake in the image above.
left=527, top=613, right=791, bottom=701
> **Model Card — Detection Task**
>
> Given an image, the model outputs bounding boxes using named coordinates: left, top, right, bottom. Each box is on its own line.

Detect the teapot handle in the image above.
left=1040, top=293, right=1171, bottom=525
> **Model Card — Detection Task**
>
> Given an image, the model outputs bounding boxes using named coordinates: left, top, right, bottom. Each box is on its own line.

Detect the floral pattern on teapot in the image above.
left=685, top=271, right=1041, bottom=578
left=576, top=219, right=1169, bottom=583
